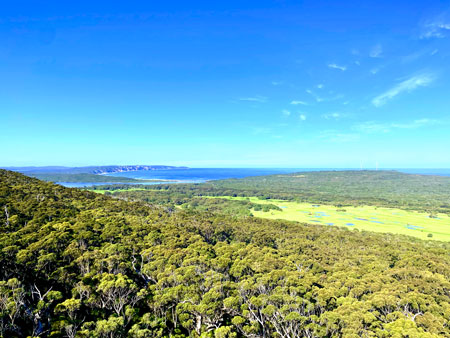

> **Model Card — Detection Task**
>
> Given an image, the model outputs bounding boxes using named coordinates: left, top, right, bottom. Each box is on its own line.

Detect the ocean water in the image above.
left=106, top=167, right=450, bottom=181
left=58, top=168, right=450, bottom=187
left=104, top=168, right=306, bottom=182
left=61, top=182, right=170, bottom=188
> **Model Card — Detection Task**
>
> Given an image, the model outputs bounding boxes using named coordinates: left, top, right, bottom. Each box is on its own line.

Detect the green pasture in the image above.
left=209, top=196, right=450, bottom=241
left=89, top=188, right=147, bottom=194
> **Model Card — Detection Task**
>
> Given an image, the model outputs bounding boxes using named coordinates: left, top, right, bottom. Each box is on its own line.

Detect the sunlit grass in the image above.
left=207, top=196, right=450, bottom=241
left=89, top=188, right=148, bottom=194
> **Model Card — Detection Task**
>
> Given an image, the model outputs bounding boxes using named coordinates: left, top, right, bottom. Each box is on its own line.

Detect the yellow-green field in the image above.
left=89, top=188, right=147, bottom=194
left=209, top=196, right=450, bottom=241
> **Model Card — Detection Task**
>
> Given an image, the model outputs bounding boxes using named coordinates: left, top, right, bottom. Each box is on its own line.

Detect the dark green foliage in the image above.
left=1, top=169, right=450, bottom=337
left=92, top=170, right=450, bottom=214
left=209, top=170, right=450, bottom=213
left=106, top=188, right=280, bottom=217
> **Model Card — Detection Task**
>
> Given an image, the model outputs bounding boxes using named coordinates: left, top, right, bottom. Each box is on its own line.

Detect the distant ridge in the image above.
left=3, top=165, right=189, bottom=175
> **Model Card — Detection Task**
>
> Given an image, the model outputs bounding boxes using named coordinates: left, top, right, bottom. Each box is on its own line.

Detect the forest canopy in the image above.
left=1, top=169, right=450, bottom=337
left=90, top=170, right=450, bottom=214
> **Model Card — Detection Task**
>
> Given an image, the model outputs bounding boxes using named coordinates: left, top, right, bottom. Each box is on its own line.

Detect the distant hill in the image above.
left=26, top=173, right=173, bottom=183
left=3, top=165, right=188, bottom=174
left=1, top=165, right=188, bottom=183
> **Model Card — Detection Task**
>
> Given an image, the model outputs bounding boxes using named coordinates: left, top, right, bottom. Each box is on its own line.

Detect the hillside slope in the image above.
left=0, top=169, right=449, bottom=337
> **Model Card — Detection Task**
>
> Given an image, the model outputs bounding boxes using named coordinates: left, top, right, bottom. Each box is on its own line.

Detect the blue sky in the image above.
left=1, top=1, right=450, bottom=168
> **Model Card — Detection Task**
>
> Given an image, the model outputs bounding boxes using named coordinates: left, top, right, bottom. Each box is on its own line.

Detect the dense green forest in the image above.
left=90, top=171, right=450, bottom=214
left=1, top=169, right=450, bottom=337
left=96, top=189, right=281, bottom=218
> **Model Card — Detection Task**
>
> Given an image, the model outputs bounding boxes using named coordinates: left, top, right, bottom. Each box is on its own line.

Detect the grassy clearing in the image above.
left=206, top=196, right=450, bottom=241
left=88, top=188, right=148, bottom=194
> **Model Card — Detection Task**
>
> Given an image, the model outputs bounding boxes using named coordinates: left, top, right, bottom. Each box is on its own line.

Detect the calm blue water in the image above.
left=60, top=168, right=305, bottom=187
left=106, top=168, right=305, bottom=182
left=107, top=167, right=450, bottom=180
left=58, top=168, right=450, bottom=187
left=61, top=182, right=170, bottom=188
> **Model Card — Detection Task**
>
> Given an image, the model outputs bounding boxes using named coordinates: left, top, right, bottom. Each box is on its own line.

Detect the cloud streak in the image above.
left=319, top=130, right=360, bottom=143
left=369, top=44, right=383, bottom=58
left=420, top=14, right=450, bottom=39
left=354, top=118, right=439, bottom=133
left=323, top=112, right=343, bottom=120
left=305, top=89, right=344, bottom=103
left=306, top=89, right=324, bottom=102
left=328, top=63, right=347, bottom=71
left=251, top=126, right=272, bottom=135
left=290, top=100, right=308, bottom=105
left=239, top=95, right=267, bottom=103
left=372, top=74, right=435, bottom=107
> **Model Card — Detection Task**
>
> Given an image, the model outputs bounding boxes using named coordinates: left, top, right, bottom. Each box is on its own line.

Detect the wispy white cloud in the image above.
left=354, top=118, right=439, bottom=133
left=306, top=89, right=324, bottom=102
left=319, top=130, right=360, bottom=143
left=420, top=13, right=450, bottom=39
left=322, top=112, right=343, bottom=120
left=251, top=126, right=272, bottom=135
left=329, top=94, right=344, bottom=101
left=299, top=114, right=307, bottom=121
left=306, top=89, right=344, bottom=103
left=369, top=44, right=383, bottom=58
left=402, top=50, right=425, bottom=63
left=282, top=109, right=291, bottom=117
left=370, top=68, right=380, bottom=75
left=372, top=73, right=435, bottom=107
left=317, top=84, right=324, bottom=89
left=319, top=118, right=439, bottom=143
left=328, top=63, right=347, bottom=71
left=239, top=95, right=267, bottom=103
left=290, top=100, right=308, bottom=105
left=271, top=81, right=283, bottom=86
left=421, top=22, right=450, bottom=38
left=402, top=48, right=439, bottom=63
